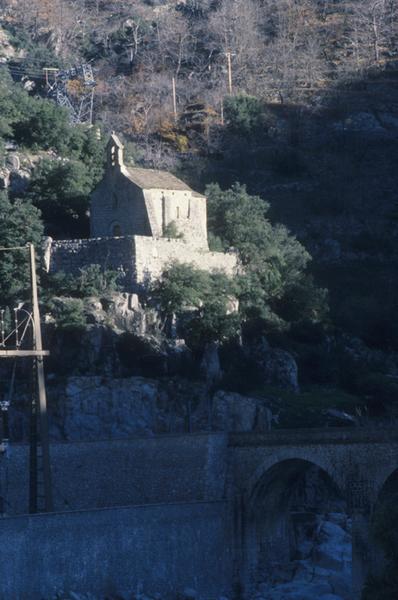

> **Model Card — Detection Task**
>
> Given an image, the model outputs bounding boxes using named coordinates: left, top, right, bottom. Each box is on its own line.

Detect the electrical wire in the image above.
left=3, top=61, right=398, bottom=91
left=0, top=246, right=29, bottom=252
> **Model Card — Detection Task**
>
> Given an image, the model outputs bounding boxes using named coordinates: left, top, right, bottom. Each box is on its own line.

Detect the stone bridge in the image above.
left=228, top=427, right=398, bottom=599
left=2, top=427, right=398, bottom=598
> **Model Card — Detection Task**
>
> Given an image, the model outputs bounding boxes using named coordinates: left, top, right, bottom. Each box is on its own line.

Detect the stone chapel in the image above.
left=45, top=134, right=237, bottom=289
left=91, top=134, right=208, bottom=249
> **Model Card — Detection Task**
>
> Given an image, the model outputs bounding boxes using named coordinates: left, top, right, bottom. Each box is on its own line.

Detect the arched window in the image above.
left=112, top=224, right=122, bottom=236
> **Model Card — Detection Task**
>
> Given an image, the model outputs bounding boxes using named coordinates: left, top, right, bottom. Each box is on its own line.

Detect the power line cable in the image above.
left=0, top=246, right=29, bottom=252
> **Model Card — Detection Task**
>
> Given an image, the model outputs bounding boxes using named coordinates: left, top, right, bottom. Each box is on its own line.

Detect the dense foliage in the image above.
left=0, top=67, right=106, bottom=237
left=207, top=183, right=328, bottom=330
left=42, top=265, right=122, bottom=331
left=27, top=158, right=93, bottom=237
left=46, top=264, right=121, bottom=300
left=223, top=95, right=266, bottom=136
left=151, top=262, right=240, bottom=349
left=151, top=184, right=328, bottom=348
left=0, top=192, right=43, bottom=306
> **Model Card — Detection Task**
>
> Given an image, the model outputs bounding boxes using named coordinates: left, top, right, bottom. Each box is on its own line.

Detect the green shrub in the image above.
left=163, top=220, right=184, bottom=239
left=151, top=262, right=239, bottom=348
left=76, top=265, right=121, bottom=297
left=224, top=94, right=265, bottom=135
left=12, top=97, right=75, bottom=154
left=0, top=192, right=43, bottom=306
left=206, top=183, right=328, bottom=330
left=45, top=265, right=121, bottom=300
left=21, top=45, right=62, bottom=74
left=49, top=298, right=87, bottom=332
left=27, top=159, right=93, bottom=237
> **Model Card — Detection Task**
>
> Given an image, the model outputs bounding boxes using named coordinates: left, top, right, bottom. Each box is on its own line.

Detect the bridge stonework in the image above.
left=228, top=428, right=398, bottom=599
left=0, top=428, right=398, bottom=598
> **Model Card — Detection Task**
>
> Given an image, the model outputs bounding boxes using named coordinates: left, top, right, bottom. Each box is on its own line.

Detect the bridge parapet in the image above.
left=228, top=426, right=398, bottom=447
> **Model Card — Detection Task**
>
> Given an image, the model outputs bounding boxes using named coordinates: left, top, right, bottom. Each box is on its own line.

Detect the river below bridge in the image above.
left=250, top=511, right=352, bottom=600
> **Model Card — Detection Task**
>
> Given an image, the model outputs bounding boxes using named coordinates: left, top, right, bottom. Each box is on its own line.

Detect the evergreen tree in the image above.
left=0, top=192, right=43, bottom=306
left=151, top=262, right=239, bottom=347
left=27, top=159, right=93, bottom=237
left=206, top=183, right=328, bottom=328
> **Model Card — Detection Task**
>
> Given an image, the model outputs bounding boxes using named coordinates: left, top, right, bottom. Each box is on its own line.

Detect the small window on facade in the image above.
left=113, top=224, right=122, bottom=236
left=112, top=193, right=119, bottom=209
left=176, top=206, right=180, bottom=219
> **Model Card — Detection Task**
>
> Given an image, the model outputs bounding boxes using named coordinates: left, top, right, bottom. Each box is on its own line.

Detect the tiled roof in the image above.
left=124, top=166, right=204, bottom=196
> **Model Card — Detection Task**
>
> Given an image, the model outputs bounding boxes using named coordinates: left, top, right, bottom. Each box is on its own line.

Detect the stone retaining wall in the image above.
left=45, top=235, right=238, bottom=289
left=47, top=236, right=137, bottom=288
left=134, top=235, right=238, bottom=284
left=1, top=433, right=228, bottom=515
left=0, top=501, right=231, bottom=599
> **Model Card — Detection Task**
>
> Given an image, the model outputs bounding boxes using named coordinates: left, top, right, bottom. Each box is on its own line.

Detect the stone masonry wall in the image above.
left=134, top=235, right=238, bottom=284
left=46, top=235, right=238, bottom=289
left=143, top=189, right=208, bottom=249
left=0, top=501, right=231, bottom=599
left=1, top=433, right=228, bottom=515
left=47, top=236, right=137, bottom=288
left=90, top=166, right=151, bottom=238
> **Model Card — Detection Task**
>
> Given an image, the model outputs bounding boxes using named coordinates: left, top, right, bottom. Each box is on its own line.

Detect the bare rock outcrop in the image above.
left=250, top=338, right=299, bottom=392
left=212, top=390, right=274, bottom=432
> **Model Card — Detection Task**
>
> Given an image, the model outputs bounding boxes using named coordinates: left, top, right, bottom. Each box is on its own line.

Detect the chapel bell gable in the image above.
left=107, top=132, right=125, bottom=169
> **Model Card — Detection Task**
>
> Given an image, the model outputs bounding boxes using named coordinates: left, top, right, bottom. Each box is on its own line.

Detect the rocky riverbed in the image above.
left=252, top=512, right=352, bottom=600
left=50, top=512, right=351, bottom=600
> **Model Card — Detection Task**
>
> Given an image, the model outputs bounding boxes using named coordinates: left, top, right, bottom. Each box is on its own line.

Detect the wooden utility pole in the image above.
left=225, top=52, right=233, bottom=94
left=172, top=77, right=178, bottom=123
left=0, top=244, right=53, bottom=513
left=89, top=89, right=95, bottom=128
left=29, top=243, right=53, bottom=513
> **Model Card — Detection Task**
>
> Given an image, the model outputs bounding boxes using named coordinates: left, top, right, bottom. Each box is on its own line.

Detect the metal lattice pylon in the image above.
left=47, top=63, right=96, bottom=126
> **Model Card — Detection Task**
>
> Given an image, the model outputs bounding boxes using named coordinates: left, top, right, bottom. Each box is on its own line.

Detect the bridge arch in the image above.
left=245, top=452, right=342, bottom=502
left=240, top=458, right=352, bottom=598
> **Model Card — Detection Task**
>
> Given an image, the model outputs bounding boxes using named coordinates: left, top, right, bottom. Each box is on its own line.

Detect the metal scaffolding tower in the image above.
left=45, top=63, right=96, bottom=126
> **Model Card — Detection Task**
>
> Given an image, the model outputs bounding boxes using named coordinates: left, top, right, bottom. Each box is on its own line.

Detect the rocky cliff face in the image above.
left=10, top=375, right=277, bottom=442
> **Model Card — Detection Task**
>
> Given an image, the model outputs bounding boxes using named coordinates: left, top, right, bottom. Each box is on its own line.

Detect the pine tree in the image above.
left=0, top=192, right=44, bottom=306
